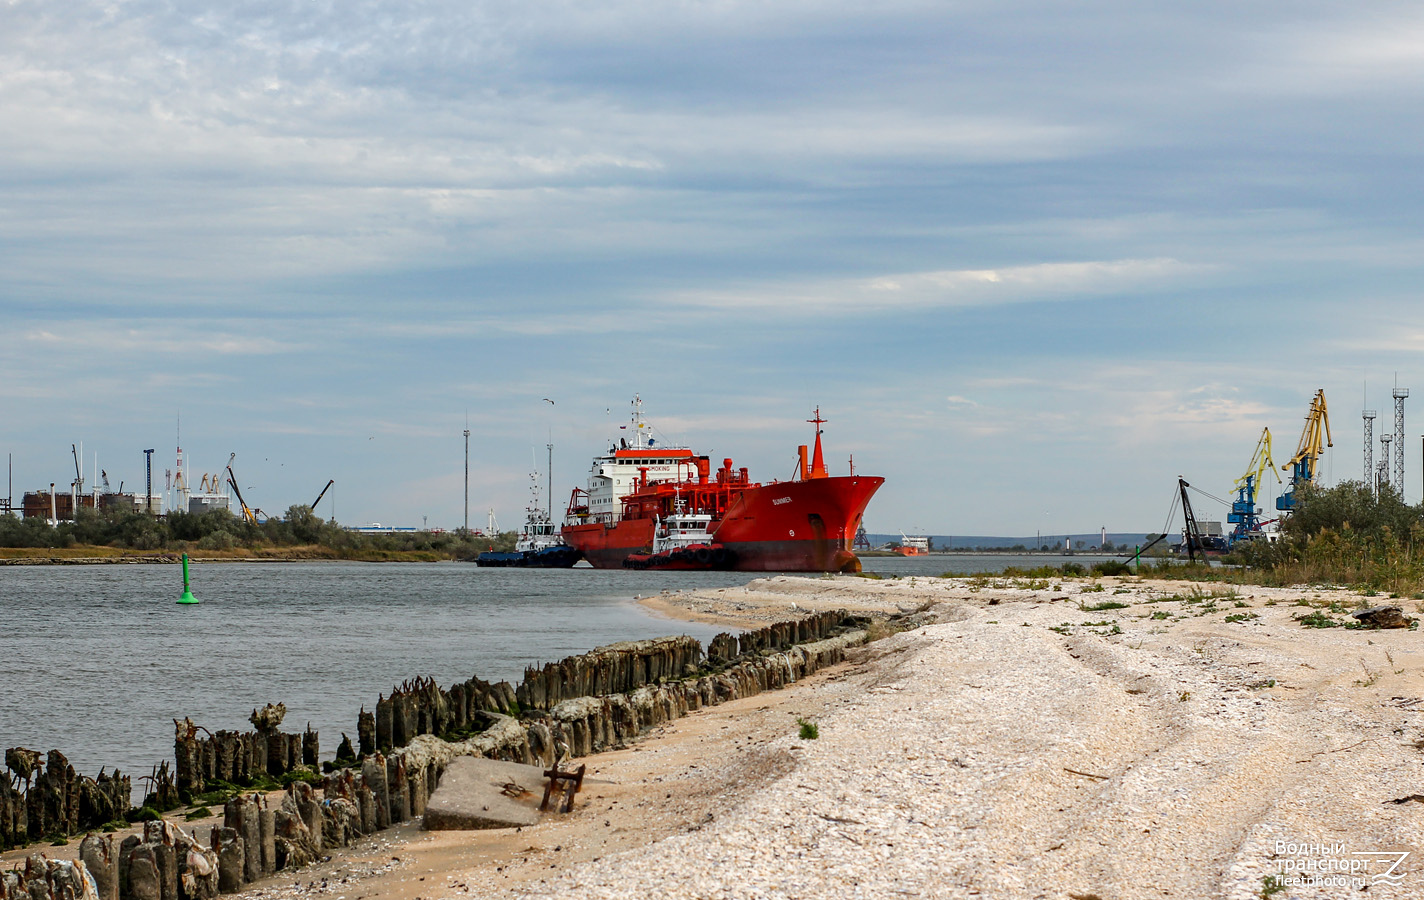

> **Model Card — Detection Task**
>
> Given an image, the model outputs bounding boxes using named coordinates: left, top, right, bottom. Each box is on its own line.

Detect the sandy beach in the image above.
left=14, top=572, right=1424, bottom=899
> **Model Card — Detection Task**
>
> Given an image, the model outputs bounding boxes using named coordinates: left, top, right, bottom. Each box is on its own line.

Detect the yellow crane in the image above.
left=1229, top=427, right=1281, bottom=541
left=225, top=453, right=260, bottom=525
left=1276, top=390, right=1331, bottom=512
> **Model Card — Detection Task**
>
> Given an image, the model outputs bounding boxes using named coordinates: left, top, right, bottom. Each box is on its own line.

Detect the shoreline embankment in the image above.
left=2, top=604, right=879, bottom=899
left=9, top=573, right=1424, bottom=899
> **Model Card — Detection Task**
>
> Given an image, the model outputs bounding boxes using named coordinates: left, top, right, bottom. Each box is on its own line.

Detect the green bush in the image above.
left=0, top=506, right=514, bottom=558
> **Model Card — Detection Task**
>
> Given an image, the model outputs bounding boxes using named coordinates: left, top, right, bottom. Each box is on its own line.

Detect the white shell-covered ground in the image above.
left=215, top=575, right=1424, bottom=900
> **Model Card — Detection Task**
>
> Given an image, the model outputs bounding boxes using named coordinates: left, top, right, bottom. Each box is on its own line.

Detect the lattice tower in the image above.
left=1381, top=433, right=1394, bottom=491
left=1394, top=388, right=1409, bottom=496
left=1363, top=410, right=1376, bottom=493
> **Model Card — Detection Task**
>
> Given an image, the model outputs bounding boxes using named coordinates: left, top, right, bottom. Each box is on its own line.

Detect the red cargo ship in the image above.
left=561, top=398, right=883, bottom=572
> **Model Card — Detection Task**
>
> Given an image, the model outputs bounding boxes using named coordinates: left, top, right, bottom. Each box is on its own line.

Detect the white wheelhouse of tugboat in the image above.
left=651, top=509, right=715, bottom=555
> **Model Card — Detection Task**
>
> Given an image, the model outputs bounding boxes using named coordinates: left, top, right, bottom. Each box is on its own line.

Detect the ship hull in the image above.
left=564, top=475, right=883, bottom=573
left=475, top=545, right=583, bottom=568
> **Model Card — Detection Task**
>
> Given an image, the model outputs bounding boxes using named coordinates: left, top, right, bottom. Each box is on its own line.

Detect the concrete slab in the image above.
left=422, top=757, right=549, bottom=830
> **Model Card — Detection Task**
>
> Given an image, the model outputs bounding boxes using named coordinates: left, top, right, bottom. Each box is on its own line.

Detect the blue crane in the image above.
left=1229, top=427, right=1281, bottom=543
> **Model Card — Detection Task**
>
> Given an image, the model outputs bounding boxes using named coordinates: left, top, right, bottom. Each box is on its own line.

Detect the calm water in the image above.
left=0, top=553, right=1118, bottom=789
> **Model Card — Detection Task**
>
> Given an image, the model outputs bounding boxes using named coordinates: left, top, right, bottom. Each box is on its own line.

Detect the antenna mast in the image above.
left=1394, top=386, right=1409, bottom=497
left=1363, top=409, right=1375, bottom=494
left=144, top=449, right=155, bottom=514
left=1381, top=433, right=1394, bottom=492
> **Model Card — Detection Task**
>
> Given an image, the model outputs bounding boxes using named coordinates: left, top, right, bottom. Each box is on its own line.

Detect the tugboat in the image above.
left=562, top=397, right=883, bottom=572
left=622, top=502, right=736, bottom=570
left=477, top=473, right=582, bottom=568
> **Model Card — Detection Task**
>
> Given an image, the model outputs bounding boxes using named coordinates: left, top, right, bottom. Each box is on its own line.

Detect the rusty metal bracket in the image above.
left=539, top=764, right=586, bottom=813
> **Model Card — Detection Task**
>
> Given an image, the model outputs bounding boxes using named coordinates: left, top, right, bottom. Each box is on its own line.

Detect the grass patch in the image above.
left=1080, top=600, right=1129, bottom=611
left=797, top=718, right=819, bottom=740
left=277, top=769, right=323, bottom=788
left=1294, top=610, right=1341, bottom=628
left=865, top=617, right=911, bottom=641
left=184, top=806, right=213, bottom=820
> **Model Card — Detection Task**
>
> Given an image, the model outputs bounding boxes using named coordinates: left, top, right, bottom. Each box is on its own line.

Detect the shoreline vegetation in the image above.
left=0, top=504, right=518, bottom=563
left=6, top=478, right=1423, bottom=591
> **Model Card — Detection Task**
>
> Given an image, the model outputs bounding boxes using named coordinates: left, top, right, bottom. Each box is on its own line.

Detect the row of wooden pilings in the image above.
left=6, top=608, right=869, bottom=899
left=531, top=621, right=866, bottom=759
left=354, top=610, right=859, bottom=760
left=172, top=703, right=319, bottom=798
left=1, top=751, right=131, bottom=852
left=364, top=674, right=519, bottom=757
left=0, top=751, right=439, bottom=900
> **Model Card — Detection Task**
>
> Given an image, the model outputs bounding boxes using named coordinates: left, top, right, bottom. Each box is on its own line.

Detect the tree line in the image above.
left=1233, top=480, right=1424, bottom=593
left=0, top=504, right=517, bottom=558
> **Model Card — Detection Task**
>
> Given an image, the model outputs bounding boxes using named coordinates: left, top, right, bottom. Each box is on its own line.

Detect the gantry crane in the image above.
left=1229, top=427, right=1281, bottom=542
left=1276, top=390, right=1332, bottom=512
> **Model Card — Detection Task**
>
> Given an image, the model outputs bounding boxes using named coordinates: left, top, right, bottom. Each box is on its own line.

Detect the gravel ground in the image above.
left=52, top=575, right=1421, bottom=900
left=531, top=576, right=1424, bottom=899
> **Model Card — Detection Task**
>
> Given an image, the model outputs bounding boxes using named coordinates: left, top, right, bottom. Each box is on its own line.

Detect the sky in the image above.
left=4, top=0, right=1424, bottom=536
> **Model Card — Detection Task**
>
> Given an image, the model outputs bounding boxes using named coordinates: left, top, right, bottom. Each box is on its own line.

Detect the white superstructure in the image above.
left=900, top=534, right=930, bottom=553
left=578, top=396, right=699, bottom=524
left=516, top=471, right=569, bottom=552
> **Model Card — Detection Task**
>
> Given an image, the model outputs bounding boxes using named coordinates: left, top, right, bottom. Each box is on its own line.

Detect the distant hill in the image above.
left=865, top=533, right=1157, bottom=552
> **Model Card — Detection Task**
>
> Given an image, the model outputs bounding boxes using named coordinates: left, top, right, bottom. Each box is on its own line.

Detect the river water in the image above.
left=0, top=553, right=1119, bottom=790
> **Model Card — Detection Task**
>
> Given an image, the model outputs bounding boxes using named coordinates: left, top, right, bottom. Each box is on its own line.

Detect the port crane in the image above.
left=70, top=443, right=86, bottom=517
left=225, top=454, right=263, bottom=525
left=1276, top=390, right=1332, bottom=512
left=311, top=479, right=334, bottom=511
left=1177, top=477, right=1214, bottom=562
left=1228, top=427, right=1281, bottom=543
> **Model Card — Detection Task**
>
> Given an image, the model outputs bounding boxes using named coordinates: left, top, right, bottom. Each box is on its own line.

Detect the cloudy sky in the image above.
left=4, top=0, right=1423, bottom=536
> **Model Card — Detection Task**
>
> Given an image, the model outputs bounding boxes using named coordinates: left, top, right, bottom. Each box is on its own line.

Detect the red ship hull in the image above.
left=564, top=475, right=883, bottom=573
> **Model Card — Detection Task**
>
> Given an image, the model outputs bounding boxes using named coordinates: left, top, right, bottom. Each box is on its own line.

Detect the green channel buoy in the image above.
left=178, top=553, right=200, bottom=604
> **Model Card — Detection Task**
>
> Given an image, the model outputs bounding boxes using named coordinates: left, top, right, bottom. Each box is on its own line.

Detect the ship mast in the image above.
left=631, top=394, right=651, bottom=449
left=808, top=408, right=828, bottom=479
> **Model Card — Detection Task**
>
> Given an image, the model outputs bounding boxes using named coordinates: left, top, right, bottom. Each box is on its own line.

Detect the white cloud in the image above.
left=663, top=258, right=1202, bottom=314
left=22, top=325, right=300, bottom=357
left=1249, top=15, right=1424, bottom=95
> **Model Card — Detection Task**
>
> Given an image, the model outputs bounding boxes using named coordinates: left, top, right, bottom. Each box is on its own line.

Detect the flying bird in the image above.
left=543, top=398, right=555, bottom=405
